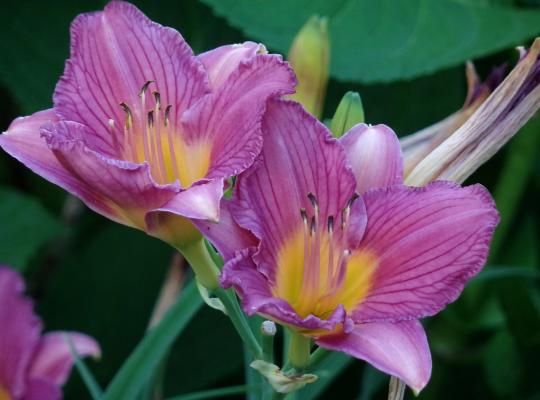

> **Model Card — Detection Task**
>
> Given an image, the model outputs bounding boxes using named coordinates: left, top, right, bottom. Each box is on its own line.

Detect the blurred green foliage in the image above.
left=0, top=0, right=539, bottom=399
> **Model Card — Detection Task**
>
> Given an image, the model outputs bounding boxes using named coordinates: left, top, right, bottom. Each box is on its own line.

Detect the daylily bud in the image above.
left=405, top=37, right=540, bottom=186
left=330, top=91, right=365, bottom=137
left=288, top=16, right=329, bottom=118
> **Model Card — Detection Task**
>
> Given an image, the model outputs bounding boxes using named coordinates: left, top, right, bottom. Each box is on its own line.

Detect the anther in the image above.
left=307, top=192, right=318, bottom=209
left=300, top=208, right=308, bottom=224
left=147, top=110, right=154, bottom=127
left=327, top=215, right=334, bottom=233
left=153, top=91, right=161, bottom=109
left=347, top=193, right=360, bottom=208
left=119, top=102, right=133, bottom=129
left=138, top=80, right=154, bottom=97
left=107, top=119, right=115, bottom=133
left=310, top=216, right=316, bottom=236
left=164, top=104, right=172, bottom=126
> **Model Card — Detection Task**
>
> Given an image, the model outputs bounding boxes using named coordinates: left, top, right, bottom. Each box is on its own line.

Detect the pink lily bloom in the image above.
left=217, top=99, right=499, bottom=392
left=0, top=1, right=295, bottom=246
left=0, top=266, right=100, bottom=400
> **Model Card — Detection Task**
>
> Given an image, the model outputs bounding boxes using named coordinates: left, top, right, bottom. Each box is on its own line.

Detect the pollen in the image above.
left=108, top=81, right=211, bottom=187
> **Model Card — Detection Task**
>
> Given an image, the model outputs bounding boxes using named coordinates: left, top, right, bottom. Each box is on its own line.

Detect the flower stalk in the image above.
left=287, top=332, right=311, bottom=372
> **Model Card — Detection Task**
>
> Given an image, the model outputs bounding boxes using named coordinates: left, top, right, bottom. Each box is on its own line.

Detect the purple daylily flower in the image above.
left=0, top=1, right=296, bottom=246
left=0, top=266, right=100, bottom=400
left=214, top=100, right=499, bottom=392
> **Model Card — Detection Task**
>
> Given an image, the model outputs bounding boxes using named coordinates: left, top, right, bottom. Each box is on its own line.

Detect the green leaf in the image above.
left=0, top=187, right=62, bottom=269
left=103, top=281, right=204, bottom=400
left=65, top=333, right=104, bottom=400
left=202, top=0, right=540, bottom=82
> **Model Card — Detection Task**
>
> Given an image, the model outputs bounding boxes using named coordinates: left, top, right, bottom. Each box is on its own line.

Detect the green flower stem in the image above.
left=175, top=240, right=262, bottom=358
left=215, top=287, right=263, bottom=358
left=288, top=331, right=311, bottom=372
left=177, top=239, right=221, bottom=290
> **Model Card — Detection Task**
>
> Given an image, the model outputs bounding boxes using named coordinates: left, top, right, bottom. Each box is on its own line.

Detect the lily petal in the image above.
left=0, top=267, right=42, bottom=398
left=183, top=54, right=296, bottom=181
left=195, top=201, right=258, bottom=261
left=54, top=1, right=208, bottom=156
left=41, top=121, right=178, bottom=229
left=316, top=320, right=431, bottom=394
left=352, top=181, right=499, bottom=322
left=340, top=123, right=403, bottom=193
left=230, top=99, right=360, bottom=282
left=29, top=332, right=101, bottom=386
left=198, top=42, right=265, bottom=89
left=0, top=110, right=127, bottom=226
left=220, top=249, right=351, bottom=332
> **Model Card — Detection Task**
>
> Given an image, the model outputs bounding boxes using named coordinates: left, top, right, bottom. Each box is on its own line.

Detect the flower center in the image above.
left=273, top=193, right=377, bottom=319
left=109, top=81, right=211, bottom=187
left=0, top=385, right=11, bottom=400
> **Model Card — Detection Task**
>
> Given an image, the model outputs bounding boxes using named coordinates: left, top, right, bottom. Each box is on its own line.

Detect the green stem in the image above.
left=215, top=287, right=263, bottom=358
left=175, top=240, right=262, bottom=357
left=177, top=239, right=221, bottom=290
left=287, top=331, right=311, bottom=372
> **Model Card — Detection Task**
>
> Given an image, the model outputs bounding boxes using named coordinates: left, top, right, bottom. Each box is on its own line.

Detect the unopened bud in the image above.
left=330, top=91, right=365, bottom=137
left=288, top=16, right=329, bottom=119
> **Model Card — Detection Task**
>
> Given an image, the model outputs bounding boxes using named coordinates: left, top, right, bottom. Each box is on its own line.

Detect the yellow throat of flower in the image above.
left=0, top=385, right=11, bottom=400
left=272, top=193, right=378, bottom=323
left=111, top=81, right=212, bottom=187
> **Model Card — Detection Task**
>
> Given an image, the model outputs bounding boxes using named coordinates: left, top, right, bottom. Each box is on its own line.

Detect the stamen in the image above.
left=164, top=104, right=180, bottom=181
left=341, top=193, right=359, bottom=230
left=138, top=80, right=154, bottom=98
left=327, top=215, right=335, bottom=288
left=108, top=118, right=120, bottom=150
left=310, top=216, right=316, bottom=236
left=119, top=102, right=133, bottom=130
left=153, top=91, right=161, bottom=109
left=120, top=103, right=136, bottom=161
left=139, top=83, right=152, bottom=163
left=300, top=208, right=308, bottom=224
left=152, top=92, right=167, bottom=183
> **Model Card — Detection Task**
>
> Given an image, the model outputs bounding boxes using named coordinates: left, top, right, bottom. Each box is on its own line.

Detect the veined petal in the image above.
left=182, top=54, right=296, bottom=181
left=316, top=320, right=431, bottom=393
left=41, top=121, right=177, bottom=229
left=54, top=1, right=209, bottom=156
left=145, top=179, right=225, bottom=246
left=195, top=201, right=258, bottom=261
left=29, top=332, right=101, bottom=386
left=340, top=123, right=403, bottom=193
left=230, top=99, right=359, bottom=282
left=0, top=267, right=42, bottom=398
left=0, top=110, right=125, bottom=225
left=198, top=42, right=265, bottom=89
left=351, top=181, right=499, bottom=322
left=220, top=249, right=351, bottom=332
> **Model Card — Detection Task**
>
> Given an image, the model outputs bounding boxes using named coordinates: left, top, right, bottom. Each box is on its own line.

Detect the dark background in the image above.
left=0, top=1, right=539, bottom=399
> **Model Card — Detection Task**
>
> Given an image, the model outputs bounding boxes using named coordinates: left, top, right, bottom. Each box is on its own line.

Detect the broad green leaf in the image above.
left=0, top=187, right=62, bottom=269
left=202, top=0, right=540, bottom=82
